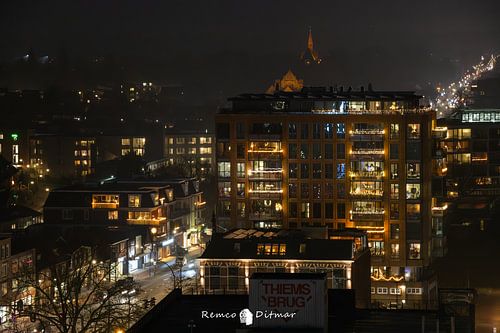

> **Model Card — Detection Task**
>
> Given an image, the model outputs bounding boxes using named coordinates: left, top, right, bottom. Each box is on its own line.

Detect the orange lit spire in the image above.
left=301, top=27, right=321, bottom=65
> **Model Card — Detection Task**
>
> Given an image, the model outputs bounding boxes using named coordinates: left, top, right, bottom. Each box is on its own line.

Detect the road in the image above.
left=134, top=247, right=203, bottom=305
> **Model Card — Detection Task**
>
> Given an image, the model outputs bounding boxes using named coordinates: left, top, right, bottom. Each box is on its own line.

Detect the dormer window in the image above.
left=256, top=243, right=286, bottom=256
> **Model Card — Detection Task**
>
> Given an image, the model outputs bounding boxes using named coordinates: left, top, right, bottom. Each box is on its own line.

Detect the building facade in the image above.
left=43, top=178, right=205, bottom=260
left=198, top=228, right=371, bottom=308
left=215, top=87, right=441, bottom=308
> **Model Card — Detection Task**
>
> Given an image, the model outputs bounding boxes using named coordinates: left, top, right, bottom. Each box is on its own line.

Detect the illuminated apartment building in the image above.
left=215, top=87, right=440, bottom=308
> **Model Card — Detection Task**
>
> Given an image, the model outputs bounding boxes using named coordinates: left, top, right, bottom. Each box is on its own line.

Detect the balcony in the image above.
left=350, top=210, right=385, bottom=221
left=194, top=201, right=206, bottom=210
left=248, top=189, right=283, bottom=199
left=350, top=149, right=385, bottom=160
left=126, top=217, right=166, bottom=226
left=248, top=169, right=283, bottom=181
left=432, top=127, right=448, bottom=139
left=249, top=211, right=282, bottom=221
left=91, top=202, right=119, bottom=209
left=349, top=129, right=385, bottom=141
left=350, top=189, right=384, bottom=199
left=349, top=170, right=384, bottom=179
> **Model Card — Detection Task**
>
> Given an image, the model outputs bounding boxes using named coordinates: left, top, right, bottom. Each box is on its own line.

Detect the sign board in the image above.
left=249, top=273, right=327, bottom=331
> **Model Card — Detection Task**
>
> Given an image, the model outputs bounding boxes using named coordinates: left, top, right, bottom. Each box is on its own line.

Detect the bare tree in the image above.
left=14, top=251, right=146, bottom=333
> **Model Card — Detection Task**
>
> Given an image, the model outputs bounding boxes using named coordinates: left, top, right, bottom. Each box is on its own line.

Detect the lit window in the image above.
left=218, top=162, right=231, bottom=178
left=121, top=138, right=130, bottom=146
left=108, top=211, right=118, bottom=220
left=128, top=195, right=141, bottom=208
left=409, top=243, right=421, bottom=259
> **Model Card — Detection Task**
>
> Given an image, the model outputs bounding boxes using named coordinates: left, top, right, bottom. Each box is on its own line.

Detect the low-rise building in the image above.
left=198, top=228, right=370, bottom=308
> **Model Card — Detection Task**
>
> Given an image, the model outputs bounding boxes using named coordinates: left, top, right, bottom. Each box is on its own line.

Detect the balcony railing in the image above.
left=248, top=189, right=283, bottom=199
left=349, top=171, right=384, bottom=179
left=350, top=130, right=385, bottom=141
left=350, top=149, right=385, bottom=160
left=249, top=212, right=283, bottom=221
left=194, top=201, right=206, bottom=210
left=92, top=202, right=119, bottom=209
left=126, top=217, right=166, bottom=226
left=350, top=210, right=385, bottom=221
left=349, top=190, right=384, bottom=199
left=248, top=169, right=283, bottom=180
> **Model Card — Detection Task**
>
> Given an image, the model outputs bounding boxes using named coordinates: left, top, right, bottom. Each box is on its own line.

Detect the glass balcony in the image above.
left=248, top=168, right=283, bottom=180
left=126, top=216, right=166, bottom=226
left=350, top=149, right=385, bottom=160
left=349, top=129, right=385, bottom=141
left=349, top=170, right=384, bottom=179
left=350, top=209, right=385, bottom=221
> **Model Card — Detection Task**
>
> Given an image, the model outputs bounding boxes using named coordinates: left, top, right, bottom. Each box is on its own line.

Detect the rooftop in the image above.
left=200, top=229, right=362, bottom=261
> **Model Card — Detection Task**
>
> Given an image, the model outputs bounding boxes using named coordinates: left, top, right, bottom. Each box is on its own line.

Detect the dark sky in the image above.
left=1, top=0, right=500, bottom=102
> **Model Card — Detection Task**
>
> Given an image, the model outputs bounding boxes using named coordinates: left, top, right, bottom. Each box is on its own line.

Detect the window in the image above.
left=301, top=202, right=310, bottom=218
left=176, top=137, right=185, bottom=144
left=313, top=203, right=321, bottom=218
left=371, top=287, right=376, bottom=294
left=369, top=241, right=384, bottom=256
left=390, top=203, right=399, bottom=219
left=337, top=123, right=345, bottom=139
left=390, top=123, right=399, bottom=139
left=406, top=163, right=421, bottom=179
left=336, top=163, right=345, bottom=179
left=188, top=147, right=196, bottom=155
left=313, top=123, right=321, bottom=139
left=237, top=202, right=246, bottom=218
left=236, top=122, right=245, bottom=139
left=219, top=201, right=231, bottom=217
left=301, top=124, right=309, bottom=139
left=390, top=184, right=399, bottom=200
left=325, top=202, right=333, bottom=219
left=301, top=163, right=309, bottom=178
left=313, top=143, right=321, bottom=159
left=312, top=183, right=321, bottom=199
left=407, top=288, right=423, bottom=295
left=337, top=202, right=346, bottom=219
left=289, top=202, right=298, bottom=218
left=218, top=162, right=231, bottom=178
left=324, top=144, right=333, bottom=159
left=409, top=243, right=421, bottom=259
left=289, top=163, right=298, bottom=178
left=337, top=143, right=345, bottom=159
left=176, top=147, right=185, bottom=154
left=324, top=183, right=334, bottom=199
left=289, top=144, right=297, bottom=159
left=390, top=288, right=402, bottom=295
left=108, top=211, right=118, bottom=220
left=408, top=124, right=421, bottom=139
left=200, top=137, right=212, bottom=144
left=406, top=184, right=421, bottom=199
left=377, top=287, right=388, bottom=294
left=300, top=144, right=309, bottom=159
left=128, top=195, right=141, bottom=207
left=390, top=163, right=399, bottom=179
left=218, top=182, right=231, bottom=197
left=62, top=209, right=73, bottom=220
left=237, top=183, right=245, bottom=197
left=121, top=138, right=130, bottom=146
left=257, top=243, right=287, bottom=256
left=391, top=244, right=400, bottom=259
left=288, top=123, right=297, bottom=139
left=168, top=138, right=174, bottom=144
left=390, top=144, right=399, bottom=159
left=390, top=224, right=400, bottom=239
left=300, top=183, right=310, bottom=198
left=325, top=164, right=333, bottom=179
left=236, top=162, right=245, bottom=178
left=337, top=182, right=345, bottom=198
left=236, top=144, right=245, bottom=159
left=313, top=163, right=321, bottom=178
left=407, top=203, right=421, bottom=219
left=324, top=123, right=334, bottom=139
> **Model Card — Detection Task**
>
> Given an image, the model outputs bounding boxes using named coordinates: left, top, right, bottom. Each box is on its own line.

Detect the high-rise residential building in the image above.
left=215, top=87, right=442, bottom=308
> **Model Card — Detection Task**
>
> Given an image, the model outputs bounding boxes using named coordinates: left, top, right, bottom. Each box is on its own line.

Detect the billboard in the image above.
left=249, top=273, right=327, bottom=331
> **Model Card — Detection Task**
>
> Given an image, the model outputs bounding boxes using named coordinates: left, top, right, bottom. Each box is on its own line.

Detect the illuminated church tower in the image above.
left=300, top=27, right=322, bottom=65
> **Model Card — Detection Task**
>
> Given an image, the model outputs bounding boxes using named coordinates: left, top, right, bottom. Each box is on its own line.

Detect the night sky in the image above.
left=1, top=0, right=500, bottom=102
